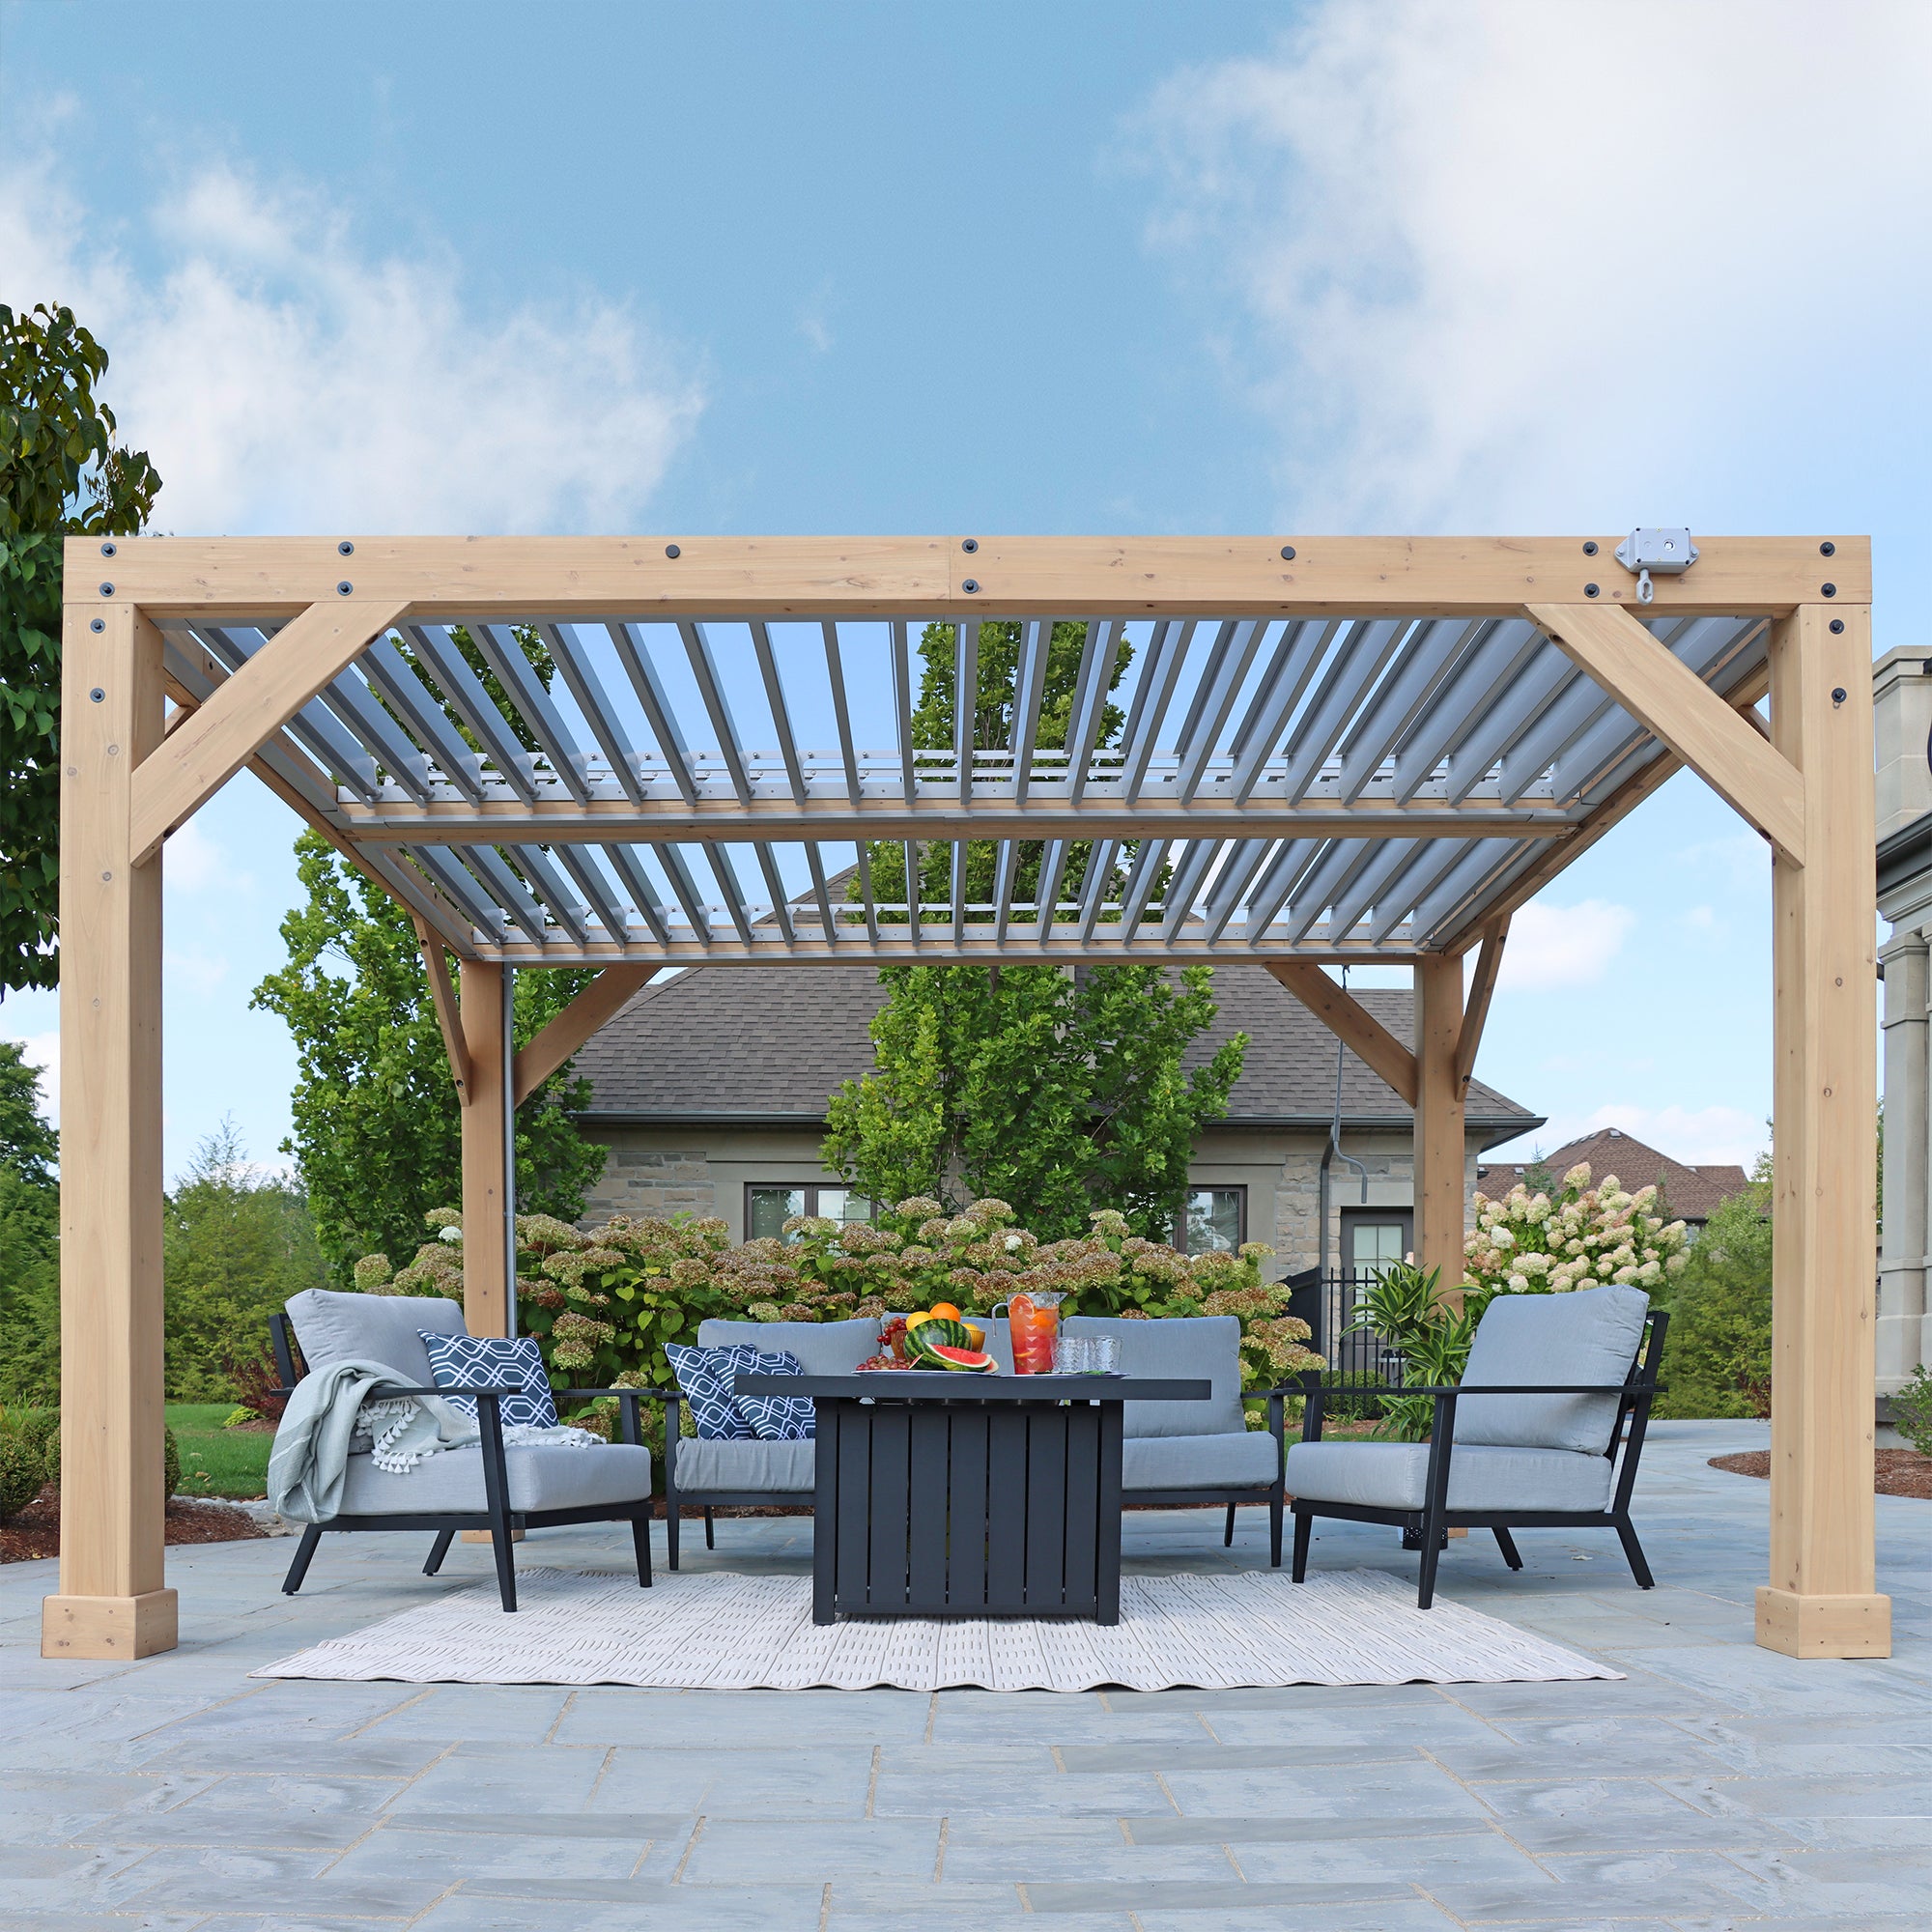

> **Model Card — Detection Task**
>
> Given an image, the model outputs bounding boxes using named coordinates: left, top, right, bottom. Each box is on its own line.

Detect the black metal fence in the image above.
left=1281, top=1268, right=1409, bottom=1406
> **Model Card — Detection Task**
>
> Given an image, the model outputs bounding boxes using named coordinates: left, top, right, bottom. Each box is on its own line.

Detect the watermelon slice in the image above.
left=926, top=1343, right=997, bottom=1373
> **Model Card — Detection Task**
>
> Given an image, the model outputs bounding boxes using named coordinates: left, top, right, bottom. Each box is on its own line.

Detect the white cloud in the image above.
left=164, top=948, right=230, bottom=998
left=1137, top=2, right=1932, bottom=528
left=161, top=818, right=238, bottom=895
left=0, top=154, right=704, bottom=533
left=1497, top=898, right=1634, bottom=991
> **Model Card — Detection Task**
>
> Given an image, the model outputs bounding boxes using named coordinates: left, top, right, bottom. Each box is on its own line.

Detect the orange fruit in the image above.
left=928, top=1301, right=961, bottom=1321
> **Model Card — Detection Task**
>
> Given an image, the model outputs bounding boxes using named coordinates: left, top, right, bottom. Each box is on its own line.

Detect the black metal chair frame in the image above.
left=1290, top=1309, right=1669, bottom=1609
left=268, top=1311, right=666, bottom=1612
left=1121, top=1387, right=1295, bottom=1568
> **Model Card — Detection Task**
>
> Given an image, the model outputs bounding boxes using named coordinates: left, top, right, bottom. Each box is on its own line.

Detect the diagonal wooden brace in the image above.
left=1525, top=602, right=1805, bottom=866
left=512, top=965, right=663, bottom=1106
left=1265, top=960, right=1418, bottom=1106
left=129, top=597, right=410, bottom=864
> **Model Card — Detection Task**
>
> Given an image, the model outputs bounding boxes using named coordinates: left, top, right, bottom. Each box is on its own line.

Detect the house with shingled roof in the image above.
left=1477, top=1125, right=1752, bottom=1233
left=570, top=965, right=1543, bottom=1282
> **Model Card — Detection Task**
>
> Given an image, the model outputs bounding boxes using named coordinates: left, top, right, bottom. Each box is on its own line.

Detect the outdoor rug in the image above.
left=254, top=1568, right=1622, bottom=1690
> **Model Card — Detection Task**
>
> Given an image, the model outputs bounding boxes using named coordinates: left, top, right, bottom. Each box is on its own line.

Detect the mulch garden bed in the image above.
left=0, top=1486, right=270, bottom=1563
left=1710, top=1449, right=1932, bottom=1499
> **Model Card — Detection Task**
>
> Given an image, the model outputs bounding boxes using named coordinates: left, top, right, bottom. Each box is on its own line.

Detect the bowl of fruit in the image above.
left=856, top=1303, right=996, bottom=1374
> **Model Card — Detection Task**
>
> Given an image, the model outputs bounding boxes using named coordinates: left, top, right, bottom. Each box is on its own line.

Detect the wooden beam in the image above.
left=128, top=596, right=409, bottom=863
left=414, top=918, right=471, bottom=1097
left=1759, top=603, right=1889, bottom=1660
left=1413, top=954, right=1467, bottom=1301
left=1454, top=922, right=1508, bottom=1098
left=1526, top=601, right=1806, bottom=865
left=1265, top=961, right=1418, bottom=1106
left=87, top=533, right=1868, bottom=622
left=459, top=959, right=511, bottom=1340
left=512, top=965, right=662, bottom=1106
left=42, top=604, right=176, bottom=1661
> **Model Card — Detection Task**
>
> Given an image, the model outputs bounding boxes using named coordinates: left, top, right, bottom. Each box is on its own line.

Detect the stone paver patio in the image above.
left=1, top=1419, right=1926, bottom=1931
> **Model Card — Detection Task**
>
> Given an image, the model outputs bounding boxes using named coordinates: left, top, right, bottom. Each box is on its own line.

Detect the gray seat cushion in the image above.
left=1123, top=1429, right=1279, bottom=1492
left=696, top=1317, right=880, bottom=1378
left=1062, top=1316, right=1244, bottom=1438
left=672, top=1435, right=815, bottom=1494
left=1453, top=1285, right=1649, bottom=1454
left=338, top=1441, right=652, bottom=1516
left=287, top=1288, right=468, bottom=1387
left=1285, top=1440, right=1614, bottom=1514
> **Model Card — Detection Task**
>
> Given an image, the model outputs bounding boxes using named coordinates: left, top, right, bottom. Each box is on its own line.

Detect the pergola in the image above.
left=50, top=534, right=1883, bottom=1663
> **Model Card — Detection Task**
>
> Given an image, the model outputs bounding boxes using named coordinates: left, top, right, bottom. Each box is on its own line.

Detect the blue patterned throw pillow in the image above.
left=419, top=1332, right=558, bottom=1432
left=666, top=1343, right=760, bottom=1440
left=737, top=1350, right=814, bottom=1442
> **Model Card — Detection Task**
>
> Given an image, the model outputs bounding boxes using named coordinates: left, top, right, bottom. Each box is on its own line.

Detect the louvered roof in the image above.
left=127, top=535, right=1806, bottom=965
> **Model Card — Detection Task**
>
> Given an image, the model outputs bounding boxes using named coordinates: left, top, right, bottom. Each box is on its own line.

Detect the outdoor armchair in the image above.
left=1283, top=1284, right=1667, bottom=1607
left=270, top=1290, right=662, bottom=1611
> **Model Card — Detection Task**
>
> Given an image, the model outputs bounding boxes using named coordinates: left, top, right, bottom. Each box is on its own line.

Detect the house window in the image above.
left=746, top=1185, right=874, bottom=1242
left=1178, top=1186, right=1245, bottom=1254
left=1339, top=1208, right=1412, bottom=1280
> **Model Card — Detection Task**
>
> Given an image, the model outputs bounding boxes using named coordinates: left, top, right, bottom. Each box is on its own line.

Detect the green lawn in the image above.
left=165, top=1403, right=273, bottom=1500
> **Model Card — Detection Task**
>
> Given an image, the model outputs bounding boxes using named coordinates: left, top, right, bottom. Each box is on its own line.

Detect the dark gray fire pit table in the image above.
left=734, top=1371, right=1210, bottom=1625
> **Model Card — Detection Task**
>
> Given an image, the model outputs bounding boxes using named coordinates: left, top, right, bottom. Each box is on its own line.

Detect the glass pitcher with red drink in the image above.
left=1005, top=1291, right=1064, bottom=1374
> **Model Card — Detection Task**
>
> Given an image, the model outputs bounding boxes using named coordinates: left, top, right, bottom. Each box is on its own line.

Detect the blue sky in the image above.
left=4, top=0, right=1929, bottom=1187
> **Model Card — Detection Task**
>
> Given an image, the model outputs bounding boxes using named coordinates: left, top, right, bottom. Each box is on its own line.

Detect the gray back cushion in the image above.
left=1453, top=1285, right=1650, bottom=1453
left=1062, top=1315, right=1245, bottom=1437
left=696, top=1317, right=881, bottom=1377
left=285, top=1288, right=468, bottom=1387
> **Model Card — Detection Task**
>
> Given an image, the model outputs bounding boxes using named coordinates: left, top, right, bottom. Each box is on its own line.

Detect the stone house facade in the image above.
left=570, top=966, right=1541, bottom=1300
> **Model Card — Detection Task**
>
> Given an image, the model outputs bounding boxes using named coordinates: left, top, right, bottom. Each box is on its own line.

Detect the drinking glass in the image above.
left=1091, top=1335, right=1119, bottom=1375
left=1054, top=1335, right=1089, bottom=1375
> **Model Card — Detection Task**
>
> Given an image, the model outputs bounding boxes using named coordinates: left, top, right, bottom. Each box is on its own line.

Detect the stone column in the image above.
left=1878, top=929, right=1930, bottom=1392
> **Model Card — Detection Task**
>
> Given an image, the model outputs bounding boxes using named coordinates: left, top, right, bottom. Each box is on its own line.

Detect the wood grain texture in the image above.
left=459, top=959, right=510, bottom=1340
left=1754, top=1586, right=1892, bottom=1659
left=1412, top=956, right=1467, bottom=1299
left=40, top=1590, right=178, bottom=1661
left=414, top=918, right=471, bottom=1096
left=85, top=533, right=1867, bottom=620
left=1763, top=604, right=1889, bottom=1657
left=128, top=597, right=408, bottom=862
left=50, top=603, right=172, bottom=1649
left=1527, top=602, right=1805, bottom=863
left=1455, top=923, right=1508, bottom=1097
left=511, top=965, right=662, bottom=1105
left=1264, top=961, right=1419, bottom=1106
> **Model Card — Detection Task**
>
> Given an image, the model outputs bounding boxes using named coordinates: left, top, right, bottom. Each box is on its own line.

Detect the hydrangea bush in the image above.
left=1463, top=1162, right=1690, bottom=1306
left=355, top=1196, right=1320, bottom=1412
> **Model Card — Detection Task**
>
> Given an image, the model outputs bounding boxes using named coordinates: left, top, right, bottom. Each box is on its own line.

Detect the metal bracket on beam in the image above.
left=1614, top=528, right=1699, bottom=606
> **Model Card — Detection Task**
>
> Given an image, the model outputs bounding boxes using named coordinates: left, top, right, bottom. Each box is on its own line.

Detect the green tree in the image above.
left=1653, top=1157, right=1774, bottom=1418
left=824, top=961, right=1245, bottom=1240
left=1, top=303, right=162, bottom=991
left=0, top=1040, right=59, bottom=1400
left=161, top=1121, right=330, bottom=1400
left=252, top=834, right=609, bottom=1276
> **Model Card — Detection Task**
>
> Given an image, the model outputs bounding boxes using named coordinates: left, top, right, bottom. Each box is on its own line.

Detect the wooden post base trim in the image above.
left=459, top=1527, right=526, bottom=1544
left=1754, top=1586, right=1892, bottom=1658
left=41, top=1590, right=179, bottom=1660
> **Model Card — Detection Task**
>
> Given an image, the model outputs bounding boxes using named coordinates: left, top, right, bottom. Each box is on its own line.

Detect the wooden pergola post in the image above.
left=1760, top=604, right=1889, bottom=1657
left=458, top=959, right=513, bottom=1340
left=1412, top=953, right=1467, bottom=1296
left=42, top=601, right=175, bottom=1660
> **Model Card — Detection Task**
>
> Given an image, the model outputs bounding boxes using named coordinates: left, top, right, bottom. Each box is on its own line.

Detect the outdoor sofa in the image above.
left=270, top=1289, right=660, bottom=1611
left=1284, top=1283, right=1668, bottom=1607
left=668, top=1312, right=1289, bottom=1567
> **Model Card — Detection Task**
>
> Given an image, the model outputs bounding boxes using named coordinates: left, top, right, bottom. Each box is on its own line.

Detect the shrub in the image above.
left=1464, top=1162, right=1690, bottom=1300
left=163, top=1426, right=181, bottom=1501
left=1893, top=1362, right=1932, bottom=1457
left=396, top=1198, right=1321, bottom=1407
left=0, top=1432, right=43, bottom=1520
left=1652, top=1172, right=1773, bottom=1419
